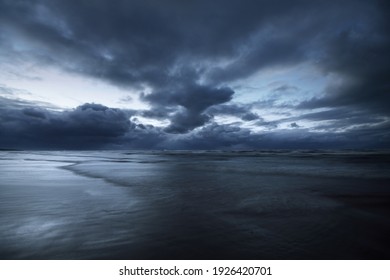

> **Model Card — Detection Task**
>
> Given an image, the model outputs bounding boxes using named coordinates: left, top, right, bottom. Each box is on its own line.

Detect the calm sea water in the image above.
left=1, top=150, right=390, bottom=259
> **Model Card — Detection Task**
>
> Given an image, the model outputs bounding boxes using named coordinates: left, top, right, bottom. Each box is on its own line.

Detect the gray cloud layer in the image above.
left=1, top=97, right=389, bottom=150
left=0, top=0, right=389, bottom=149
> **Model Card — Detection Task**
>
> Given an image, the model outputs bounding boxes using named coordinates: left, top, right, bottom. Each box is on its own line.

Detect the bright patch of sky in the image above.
left=0, top=63, right=149, bottom=110
left=131, top=116, right=170, bottom=127
left=232, top=62, right=329, bottom=105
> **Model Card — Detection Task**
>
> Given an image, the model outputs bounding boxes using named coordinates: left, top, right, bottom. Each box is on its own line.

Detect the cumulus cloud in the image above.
left=0, top=97, right=389, bottom=150
left=0, top=99, right=134, bottom=149
left=143, top=84, right=234, bottom=132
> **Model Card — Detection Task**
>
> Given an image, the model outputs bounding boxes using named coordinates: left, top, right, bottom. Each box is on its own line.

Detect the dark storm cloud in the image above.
left=22, top=107, right=46, bottom=119
left=0, top=99, right=134, bottom=149
left=298, top=0, right=390, bottom=115
left=140, top=107, right=175, bottom=120
left=241, top=112, right=261, bottom=122
left=143, top=84, right=234, bottom=132
left=0, top=0, right=389, bottom=148
left=2, top=2, right=383, bottom=106
left=1, top=97, right=389, bottom=150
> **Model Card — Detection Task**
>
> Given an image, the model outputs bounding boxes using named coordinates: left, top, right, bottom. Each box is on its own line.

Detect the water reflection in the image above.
left=1, top=151, right=390, bottom=259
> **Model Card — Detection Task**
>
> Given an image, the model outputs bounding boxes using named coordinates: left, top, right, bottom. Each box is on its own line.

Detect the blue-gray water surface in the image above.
left=1, top=150, right=390, bottom=259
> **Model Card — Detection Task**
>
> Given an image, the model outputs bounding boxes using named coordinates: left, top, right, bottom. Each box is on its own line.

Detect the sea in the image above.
left=0, top=150, right=389, bottom=259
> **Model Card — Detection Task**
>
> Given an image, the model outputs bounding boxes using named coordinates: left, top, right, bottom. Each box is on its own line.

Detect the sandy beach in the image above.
left=1, top=150, right=390, bottom=259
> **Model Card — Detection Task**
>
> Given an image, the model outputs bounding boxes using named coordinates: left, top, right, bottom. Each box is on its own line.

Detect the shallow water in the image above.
left=1, top=150, right=390, bottom=259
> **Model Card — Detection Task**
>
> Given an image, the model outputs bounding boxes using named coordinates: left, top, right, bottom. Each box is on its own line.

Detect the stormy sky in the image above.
left=0, top=0, right=389, bottom=150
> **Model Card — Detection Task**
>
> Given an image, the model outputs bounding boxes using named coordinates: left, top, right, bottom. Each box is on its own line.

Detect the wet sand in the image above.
left=1, top=150, right=390, bottom=259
